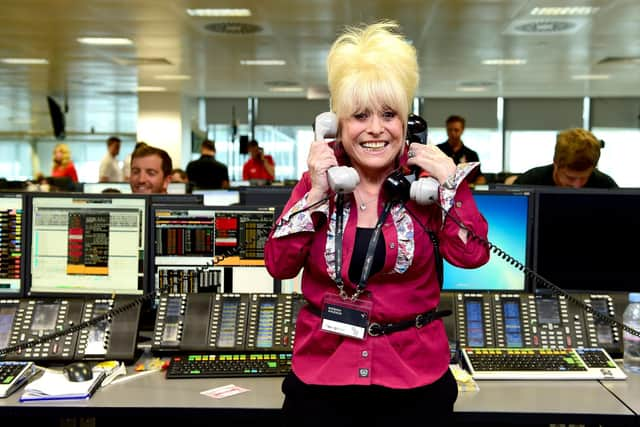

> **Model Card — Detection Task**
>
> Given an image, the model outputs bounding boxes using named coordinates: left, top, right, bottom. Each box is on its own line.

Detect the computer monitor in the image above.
left=442, top=190, right=533, bottom=291
left=83, top=182, right=188, bottom=194
left=192, top=189, right=240, bottom=206
left=0, top=193, right=25, bottom=296
left=149, top=205, right=275, bottom=296
left=82, top=182, right=132, bottom=194
left=26, top=193, right=148, bottom=296
left=533, top=188, right=640, bottom=294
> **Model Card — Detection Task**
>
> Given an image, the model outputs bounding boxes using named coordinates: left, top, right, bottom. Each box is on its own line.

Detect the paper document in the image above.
left=20, top=370, right=105, bottom=402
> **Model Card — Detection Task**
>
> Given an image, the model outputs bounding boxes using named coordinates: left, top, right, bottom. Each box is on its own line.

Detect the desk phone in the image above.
left=440, top=291, right=625, bottom=357
left=0, top=296, right=141, bottom=362
left=152, top=293, right=304, bottom=353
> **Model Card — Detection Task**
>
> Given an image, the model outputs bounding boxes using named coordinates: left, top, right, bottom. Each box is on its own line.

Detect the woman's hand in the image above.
left=406, top=142, right=456, bottom=184
left=307, top=140, right=338, bottom=203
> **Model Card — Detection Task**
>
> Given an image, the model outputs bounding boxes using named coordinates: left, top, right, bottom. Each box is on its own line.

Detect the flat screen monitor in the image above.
left=533, top=188, right=640, bottom=293
left=442, top=190, right=533, bottom=291
left=27, top=194, right=148, bottom=296
left=192, top=189, right=240, bottom=206
left=83, top=182, right=187, bottom=194
left=150, top=205, right=275, bottom=295
left=0, top=193, right=25, bottom=296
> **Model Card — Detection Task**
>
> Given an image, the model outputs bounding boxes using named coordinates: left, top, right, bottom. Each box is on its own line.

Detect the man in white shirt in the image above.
left=99, top=136, right=123, bottom=182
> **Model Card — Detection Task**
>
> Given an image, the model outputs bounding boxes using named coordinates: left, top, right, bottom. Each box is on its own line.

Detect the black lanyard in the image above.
left=333, top=195, right=393, bottom=301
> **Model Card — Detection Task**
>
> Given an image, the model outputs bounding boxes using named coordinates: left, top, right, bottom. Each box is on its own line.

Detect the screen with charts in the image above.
left=151, top=205, right=275, bottom=295
left=442, top=190, right=533, bottom=291
left=0, top=194, right=24, bottom=295
left=533, top=188, right=640, bottom=293
left=27, top=194, right=147, bottom=295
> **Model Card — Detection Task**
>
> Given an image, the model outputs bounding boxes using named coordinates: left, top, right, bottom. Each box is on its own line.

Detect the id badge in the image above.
left=320, top=293, right=372, bottom=340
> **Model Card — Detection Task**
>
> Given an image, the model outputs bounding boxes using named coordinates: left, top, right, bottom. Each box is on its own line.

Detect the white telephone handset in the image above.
left=406, top=114, right=439, bottom=205
left=314, top=112, right=359, bottom=194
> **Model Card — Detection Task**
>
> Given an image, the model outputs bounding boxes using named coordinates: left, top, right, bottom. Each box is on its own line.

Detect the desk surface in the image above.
left=0, top=368, right=635, bottom=425
left=601, top=366, right=640, bottom=415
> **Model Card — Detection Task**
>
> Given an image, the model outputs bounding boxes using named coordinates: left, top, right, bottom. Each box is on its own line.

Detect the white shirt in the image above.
left=99, top=153, right=123, bottom=182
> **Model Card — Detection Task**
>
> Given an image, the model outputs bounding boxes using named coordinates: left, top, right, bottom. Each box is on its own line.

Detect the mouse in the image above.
left=62, top=362, right=93, bottom=382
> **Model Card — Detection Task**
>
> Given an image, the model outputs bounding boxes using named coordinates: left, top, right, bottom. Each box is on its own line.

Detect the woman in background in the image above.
left=51, top=143, right=78, bottom=183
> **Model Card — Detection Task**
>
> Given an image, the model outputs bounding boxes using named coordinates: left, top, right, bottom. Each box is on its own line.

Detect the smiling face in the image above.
left=129, top=154, right=170, bottom=193
left=340, top=107, right=405, bottom=176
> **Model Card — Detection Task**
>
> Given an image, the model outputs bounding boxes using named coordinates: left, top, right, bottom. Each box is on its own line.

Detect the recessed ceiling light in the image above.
left=531, top=7, right=599, bottom=16
left=137, top=86, right=167, bottom=92
left=154, top=74, right=191, bottom=81
left=77, top=37, right=133, bottom=46
left=241, top=59, right=286, bottom=66
left=1, top=58, right=48, bottom=65
left=456, top=87, right=488, bottom=92
left=571, top=74, right=610, bottom=80
left=186, top=8, right=251, bottom=17
left=482, top=59, right=527, bottom=65
left=269, top=87, right=303, bottom=93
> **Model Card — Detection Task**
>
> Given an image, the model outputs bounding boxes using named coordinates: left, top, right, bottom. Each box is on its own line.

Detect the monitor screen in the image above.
left=0, top=194, right=25, bottom=296
left=150, top=205, right=275, bottom=295
left=192, top=189, right=240, bottom=206
left=533, top=188, right=640, bottom=293
left=442, top=190, right=532, bottom=291
left=27, top=194, right=147, bottom=295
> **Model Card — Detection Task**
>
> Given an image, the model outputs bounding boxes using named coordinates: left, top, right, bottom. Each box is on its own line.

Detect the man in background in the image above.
left=436, top=115, right=485, bottom=185
left=171, top=168, right=189, bottom=184
left=514, top=128, right=618, bottom=188
left=129, top=144, right=172, bottom=194
left=186, top=139, right=229, bottom=189
left=242, top=139, right=275, bottom=182
left=99, top=136, right=123, bottom=182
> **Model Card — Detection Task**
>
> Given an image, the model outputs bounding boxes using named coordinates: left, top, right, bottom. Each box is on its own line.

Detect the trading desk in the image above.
left=0, top=368, right=636, bottom=426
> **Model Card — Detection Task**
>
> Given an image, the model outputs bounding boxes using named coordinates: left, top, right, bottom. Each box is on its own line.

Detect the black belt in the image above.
left=307, top=304, right=451, bottom=337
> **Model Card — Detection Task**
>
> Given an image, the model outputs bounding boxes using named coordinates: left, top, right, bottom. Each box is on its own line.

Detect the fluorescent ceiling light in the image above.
left=241, top=59, right=286, bottom=66
left=456, top=87, right=488, bottom=92
left=571, top=74, right=610, bottom=80
left=154, top=74, right=191, bottom=80
left=137, top=86, right=167, bottom=92
left=1, top=58, right=48, bottom=65
left=77, top=37, right=133, bottom=46
left=187, top=8, right=251, bottom=17
left=482, top=59, right=527, bottom=65
left=531, top=7, right=599, bottom=16
left=269, top=87, right=303, bottom=93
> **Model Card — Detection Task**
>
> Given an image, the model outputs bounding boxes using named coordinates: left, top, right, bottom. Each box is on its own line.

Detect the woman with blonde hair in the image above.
left=51, top=143, right=78, bottom=183
left=265, top=21, right=488, bottom=426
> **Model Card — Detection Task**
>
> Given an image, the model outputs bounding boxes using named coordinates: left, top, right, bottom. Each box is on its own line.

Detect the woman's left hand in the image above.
left=406, top=142, right=456, bottom=184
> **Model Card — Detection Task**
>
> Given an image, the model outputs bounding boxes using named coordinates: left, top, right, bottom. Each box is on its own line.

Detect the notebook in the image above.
left=20, top=370, right=105, bottom=402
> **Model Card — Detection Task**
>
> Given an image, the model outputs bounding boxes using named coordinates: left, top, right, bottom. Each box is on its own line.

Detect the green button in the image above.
left=267, top=361, right=277, bottom=368
left=190, top=370, right=201, bottom=375
left=3, top=376, right=14, bottom=384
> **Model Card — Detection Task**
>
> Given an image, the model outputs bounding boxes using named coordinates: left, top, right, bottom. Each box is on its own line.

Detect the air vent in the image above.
left=264, top=81, right=300, bottom=87
left=204, top=22, right=262, bottom=34
left=504, top=19, right=584, bottom=35
left=112, top=57, right=173, bottom=66
left=597, top=56, right=640, bottom=65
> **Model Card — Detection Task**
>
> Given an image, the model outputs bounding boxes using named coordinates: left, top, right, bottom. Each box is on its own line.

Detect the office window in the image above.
left=0, top=140, right=34, bottom=180
left=504, top=131, right=556, bottom=173
left=591, top=128, right=640, bottom=187
left=429, top=128, right=502, bottom=173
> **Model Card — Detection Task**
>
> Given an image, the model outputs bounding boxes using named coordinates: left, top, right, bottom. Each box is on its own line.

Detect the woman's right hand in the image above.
left=307, top=139, right=338, bottom=203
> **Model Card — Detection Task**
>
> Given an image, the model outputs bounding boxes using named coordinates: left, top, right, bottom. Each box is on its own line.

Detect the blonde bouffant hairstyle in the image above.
left=53, top=143, right=72, bottom=167
left=327, top=21, right=419, bottom=131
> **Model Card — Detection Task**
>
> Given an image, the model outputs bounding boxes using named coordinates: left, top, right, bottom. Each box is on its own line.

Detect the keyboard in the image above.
left=461, top=347, right=627, bottom=380
left=0, top=361, right=36, bottom=398
left=166, top=353, right=292, bottom=379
